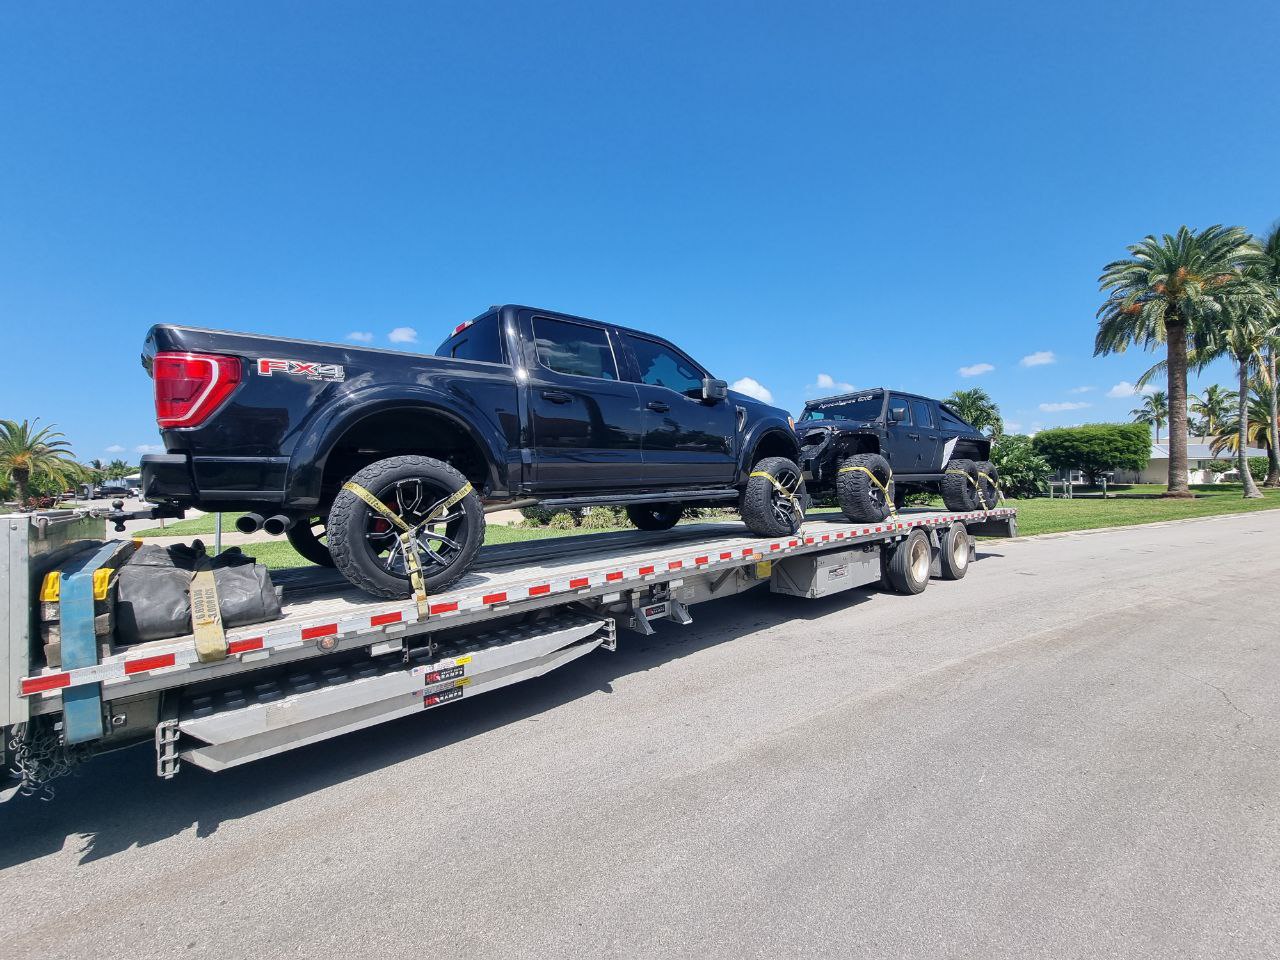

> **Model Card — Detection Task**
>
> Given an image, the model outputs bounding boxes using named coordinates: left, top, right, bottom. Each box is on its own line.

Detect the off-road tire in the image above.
left=836, top=452, right=894, bottom=522
left=740, top=456, right=805, bottom=537
left=974, top=460, right=999, bottom=511
left=885, top=527, right=931, bottom=594
left=937, top=522, right=970, bottom=580
left=626, top=503, right=684, bottom=531
left=941, top=458, right=981, bottom=512
left=328, top=455, right=485, bottom=599
left=285, top=514, right=335, bottom=567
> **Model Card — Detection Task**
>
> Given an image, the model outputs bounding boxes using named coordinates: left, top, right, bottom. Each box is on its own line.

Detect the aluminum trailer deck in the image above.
left=2, top=506, right=1015, bottom=796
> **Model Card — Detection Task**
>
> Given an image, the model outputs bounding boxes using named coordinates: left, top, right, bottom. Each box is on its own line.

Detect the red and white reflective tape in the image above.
left=18, top=508, right=1014, bottom=698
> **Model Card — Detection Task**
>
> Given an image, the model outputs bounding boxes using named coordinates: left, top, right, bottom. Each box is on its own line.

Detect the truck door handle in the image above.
left=907, top=433, right=920, bottom=439
left=541, top=390, right=572, bottom=404
left=647, top=401, right=670, bottom=413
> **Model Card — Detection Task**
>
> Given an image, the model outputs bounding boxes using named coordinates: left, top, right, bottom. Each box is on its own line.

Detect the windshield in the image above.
left=800, top=392, right=883, bottom=422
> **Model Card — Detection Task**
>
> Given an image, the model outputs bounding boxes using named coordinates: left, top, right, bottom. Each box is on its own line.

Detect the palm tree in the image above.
left=942, top=388, right=1003, bottom=438
left=1257, top=224, right=1280, bottom=486
left=1211, top=377, right=1275, bottom=463
left=1189, top=384, right=1234, bottom=439
left=0, top=419, right=83, bottom=504
left=1130, top=390, right=1169, bottom=442
left=106, top=458, right=131, bottom=480
left=1096, top=225, right=1262, bottom=497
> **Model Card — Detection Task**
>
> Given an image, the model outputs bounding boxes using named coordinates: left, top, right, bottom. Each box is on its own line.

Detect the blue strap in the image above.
left=58, top=542, right=124, bottom=744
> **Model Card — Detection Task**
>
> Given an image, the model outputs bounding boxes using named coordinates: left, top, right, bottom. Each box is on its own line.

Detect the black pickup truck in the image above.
left=140, top=305, right=803, bottom=597
left=796, top=389, right=997, bottom=520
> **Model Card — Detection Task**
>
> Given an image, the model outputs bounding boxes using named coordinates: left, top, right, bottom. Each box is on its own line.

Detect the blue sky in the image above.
left=2, top=1, right=1278, bottom=459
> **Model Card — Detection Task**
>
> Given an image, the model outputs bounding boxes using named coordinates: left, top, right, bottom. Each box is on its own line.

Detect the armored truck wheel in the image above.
left=974, top=460, right=999, bottom=511
left=328, top=455, right=485, bottom=599
left=836, top=452, right=894, bottom=522
left=286, top=514, right=335, bottom=567
left=941, top=458, right=981, bottom=512
left=740, top=456, right=805, bottom=537
left=626, top=503, right=683, bottom=531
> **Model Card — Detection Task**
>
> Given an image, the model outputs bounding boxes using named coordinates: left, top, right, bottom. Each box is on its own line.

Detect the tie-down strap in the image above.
left=341, top=479, right=474, bottom=618
left=838, top=464, right=898, bottom=518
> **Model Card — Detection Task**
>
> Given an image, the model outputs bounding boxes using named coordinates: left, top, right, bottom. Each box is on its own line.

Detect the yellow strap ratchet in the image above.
left=341, top=479, right=473, bottom=618
left=749, top=470, right=804, bottom=522
left=838, top=464, right=898, bottom=518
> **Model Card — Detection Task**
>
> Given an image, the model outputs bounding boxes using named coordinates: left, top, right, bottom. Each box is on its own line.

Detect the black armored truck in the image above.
left=139, top=305, right=806, bottom=599
left=796, top=389, right=998, bottom=520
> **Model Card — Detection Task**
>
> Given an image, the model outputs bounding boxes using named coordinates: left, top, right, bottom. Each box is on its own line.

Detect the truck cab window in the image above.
left=623, top=334, right=704, bottom=396
left=910, top=399, right=934, bottom=428
left=437, top=314, right=505, bottom=364
left=533, top=317, right=618, bottom=380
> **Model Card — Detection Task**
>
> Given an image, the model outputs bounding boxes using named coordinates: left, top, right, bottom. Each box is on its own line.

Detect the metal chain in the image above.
left=6, top=719, right=85, bottom=801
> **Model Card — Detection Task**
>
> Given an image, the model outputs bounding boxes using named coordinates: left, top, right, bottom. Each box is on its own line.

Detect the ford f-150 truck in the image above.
left=140, top=305, right=804, bottom=598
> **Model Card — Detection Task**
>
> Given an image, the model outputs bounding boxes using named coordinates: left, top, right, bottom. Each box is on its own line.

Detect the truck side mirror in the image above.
left=888, top=403, right=908, bottom=422
left=702, top=378, right=729, bottom=403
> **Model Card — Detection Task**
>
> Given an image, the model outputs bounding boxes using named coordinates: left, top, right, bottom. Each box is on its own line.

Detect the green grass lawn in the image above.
left=134, top=511, right=247, bottom=538
left=156, top=484, right=1280, bottom=568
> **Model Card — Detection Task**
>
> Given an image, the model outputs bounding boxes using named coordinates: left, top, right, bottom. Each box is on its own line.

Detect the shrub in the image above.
left=546, top=511, right=578, bottom=530
left=991, top=434, right=1052, bottom=498
left=1032, top=423, right=1150, bottom=484
left=578, top=506, right=630, bottom=530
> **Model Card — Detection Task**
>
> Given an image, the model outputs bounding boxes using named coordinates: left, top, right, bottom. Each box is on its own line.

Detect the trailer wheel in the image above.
left=328, top=455, right=485, bottom=599
left=836, top=452, right=894, bottom=522
left=740, top=456, right=805, bottom=537
left=626, top=503, right=683, bottom=531
left=974, top=460, right=999, bottom=511
left=941, top=458, right=981, bottom=512
left=286, top=514, right=335, bottom=567
left=885, top=528, right=931, bottom=594
left=937, top=523, right=970, bottom=580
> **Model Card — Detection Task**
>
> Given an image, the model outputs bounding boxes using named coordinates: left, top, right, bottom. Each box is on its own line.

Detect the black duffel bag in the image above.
left=115, top=541, right=283, bottom=645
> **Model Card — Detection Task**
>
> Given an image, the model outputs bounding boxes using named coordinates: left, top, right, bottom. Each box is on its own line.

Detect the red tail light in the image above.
left=153, top=352, right=242, bottom=428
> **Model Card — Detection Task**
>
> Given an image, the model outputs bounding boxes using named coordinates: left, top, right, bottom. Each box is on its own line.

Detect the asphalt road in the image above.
left=2, top=512, right=1278, bottom=959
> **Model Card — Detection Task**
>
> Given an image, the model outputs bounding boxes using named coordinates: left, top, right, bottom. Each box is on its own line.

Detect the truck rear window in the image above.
left=438, top=315, right=505, bottom=364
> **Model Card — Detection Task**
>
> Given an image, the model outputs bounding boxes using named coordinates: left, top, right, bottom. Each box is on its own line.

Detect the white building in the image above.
left=1113, top=438, right=1268, bottom=485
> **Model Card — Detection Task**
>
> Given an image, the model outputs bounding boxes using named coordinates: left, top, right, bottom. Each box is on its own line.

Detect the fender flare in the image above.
left=284, top=385, right=508, bottom=506
left=737, top=419, right=800, bottom=483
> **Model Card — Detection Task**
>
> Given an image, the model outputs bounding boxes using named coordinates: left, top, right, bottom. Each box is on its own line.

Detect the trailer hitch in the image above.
left=103, top=499, right=185, bottom=533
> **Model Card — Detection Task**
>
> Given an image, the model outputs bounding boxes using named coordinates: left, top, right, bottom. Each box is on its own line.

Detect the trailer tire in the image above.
left=740, top=456, right=805, bottom=537
left=937, top=522, right=970, bottom=580
left=286, top=514, right=335, bottom=567
left=328, top=455, right=485, bottom=599
left=885, top=528, right=931, bottom=594
left=974, top=460, right=999, bottom=511
left=941, top=458, right=981, bottom=512
left=626, top=503, right=684, bottom=531
left=836, top=452, right=894, bottom=522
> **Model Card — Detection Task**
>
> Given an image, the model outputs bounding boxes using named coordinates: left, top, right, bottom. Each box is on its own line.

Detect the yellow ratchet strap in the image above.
left=341, top=479, right=474, bottom=619
left=749, top=470, right=804, bottom=520
left=191, top=554, right=227, bottom=662
left=945, top=468, right=991, bottom=511
left=837, top=464, right=898, bottom=518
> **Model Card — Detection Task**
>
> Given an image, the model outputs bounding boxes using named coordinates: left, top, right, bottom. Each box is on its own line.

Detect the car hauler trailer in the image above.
left=1, top=505, right=1015, bottom=799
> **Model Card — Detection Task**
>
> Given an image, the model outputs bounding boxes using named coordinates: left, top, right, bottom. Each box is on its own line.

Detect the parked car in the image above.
left=139, top=305, right=804, bottom=598
left=796, top=388, right=995, bottom=519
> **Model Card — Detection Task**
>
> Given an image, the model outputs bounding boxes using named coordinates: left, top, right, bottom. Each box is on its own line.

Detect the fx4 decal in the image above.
left=257, top=358, right=346, bottom=382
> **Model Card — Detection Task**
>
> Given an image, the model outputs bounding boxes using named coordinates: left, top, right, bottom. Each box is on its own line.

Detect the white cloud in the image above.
left=388, top=326, right=418, bottom=344
left=346, top=331, right=374, bottom=343
left=730, top=377, right=773, bottom=403
left=958, top=363, right=995, bottom=377
left=1069, top=385, right=1095, bottom=394
left=1106, top=380, right=1158, bottom=398
left=1005, top=421, right=1023, bottom=433
left=135, top=443, right=164, bottom=454
left=1039, top=401, right=1091, bottom=413
left=1020, top=351, right=1056, bottom=367
left=808, top=372, right=855, bottom=394
left=105, top=444, right=125, bottom=453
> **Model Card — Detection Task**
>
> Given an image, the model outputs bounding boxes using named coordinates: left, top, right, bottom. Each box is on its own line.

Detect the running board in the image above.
left=539, top=488, right=738, bottom=509
left=175, top=610, right=613, bottom=773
